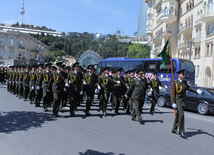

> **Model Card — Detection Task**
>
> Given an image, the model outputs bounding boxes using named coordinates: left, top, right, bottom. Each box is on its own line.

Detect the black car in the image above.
left=157, top=86, right=214, bottom=115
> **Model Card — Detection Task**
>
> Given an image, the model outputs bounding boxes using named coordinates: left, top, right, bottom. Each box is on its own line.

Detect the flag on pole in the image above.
left=157, top=39, right=170, bottom=67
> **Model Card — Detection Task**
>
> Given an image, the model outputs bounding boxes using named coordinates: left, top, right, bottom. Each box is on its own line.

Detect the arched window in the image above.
left=164, top=7, right=168, bottom=15
left=208, top=24, right=211, bottom=35
left=195, top=48, right=198, bottom=57
left=208, top=0, right=213, bottom=12
left=212, top=23, right=214, bottom=33
left=149, top=2, right=153, bottom=8
left=148, top=13, right=152, bottom=19
left=148, top=24, right=151, bottom=30
left=198, top=47, right=200, bottom=57
left=169, top=7, right=174, bottom=15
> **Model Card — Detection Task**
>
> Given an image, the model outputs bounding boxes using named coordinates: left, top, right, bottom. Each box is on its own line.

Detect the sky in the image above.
left=0, top=0, right=147, bottom=36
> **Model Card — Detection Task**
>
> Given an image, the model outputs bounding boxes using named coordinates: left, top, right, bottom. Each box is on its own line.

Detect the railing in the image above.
left=178, top=23, right=193, bottom=33
left=153, top=32, right=163, bottom=42
left=162, top=31, right=171, bottom=36
left=161, top=8, right=177, bottom=16
left=193, top=37, right=201, bottom=42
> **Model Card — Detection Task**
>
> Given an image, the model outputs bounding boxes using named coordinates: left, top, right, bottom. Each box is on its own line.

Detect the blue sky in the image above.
left=0, top=0, right=147, bottom=36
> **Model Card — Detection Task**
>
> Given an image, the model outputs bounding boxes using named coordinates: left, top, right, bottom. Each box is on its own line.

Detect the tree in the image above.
left=127, top=44, right=150, bottom=59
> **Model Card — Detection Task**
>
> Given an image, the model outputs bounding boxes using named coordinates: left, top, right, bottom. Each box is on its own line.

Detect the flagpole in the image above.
left=168, top=37, right=176, bottom=117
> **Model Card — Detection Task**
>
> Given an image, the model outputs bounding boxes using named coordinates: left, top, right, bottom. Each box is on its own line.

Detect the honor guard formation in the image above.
left=0, top=63, right=198, bottom=138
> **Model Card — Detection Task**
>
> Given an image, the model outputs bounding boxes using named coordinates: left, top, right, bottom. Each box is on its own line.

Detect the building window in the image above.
left=195, top=48, right=197, bottom=57
left=197, top=65, right=200, bottom=77
left=0, top=49, right=3, bottom=57
left=9, top=50, right=13, bottom=57
left=180, top=8, right=183, bottom=16
left=19, top=40, right=24, bottom=48
left=149, top=2, right=152, bottom=8
left=211, top=44, right=213, bottom=54
left=148, top=24, right=151, bottom=30
left=198, top=47, right=200, bottom=57
left=169, top=7, right=174, bottom=15
left=148, top=13, right=152, bottom=19
left=207, top=24, right=211, bottom=35
left=207, top=44, right=210, bottom=55
left=10, top=39, right=13, bottom=46
left=208, top=0, right=213, bottom=12
left=0, top=39, right=4, bottom=45
left=164, top=7, right=168, bottom=15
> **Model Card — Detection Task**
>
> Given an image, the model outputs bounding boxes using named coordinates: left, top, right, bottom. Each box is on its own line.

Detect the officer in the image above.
left=98, top=67, right=113, bottom=116
left=139, top=70, right=148, bottom=113
left=48, top=62, right=66, bottom=117
left=18, top=66, right=24, bottom=99
left=29, top=65, right=37, bottom=104
left=126, top=69, right=135, bottom=114
left=23, top=66, right=30, bottom=101
left=66, top=62, right=82, bottom=117
left=42, top=63, right=52, bottom=112
left=15, top=66, right=20, bottom=96
left=61, top=66, right=71, bottom=108
left=34, top=64, right=43, bottom=107
left=113, top=68, right=125, bottom=114
left=6, top=66, right=13, bottom=92
left=171, top=69, right=198, bottom=138
left=125, top=70, right=147, bottom=123
left=80, top=64, right=98, bottom=116
left=149, top=72, right=165, bottom=114
left=11, top=66, right=17, bottom=94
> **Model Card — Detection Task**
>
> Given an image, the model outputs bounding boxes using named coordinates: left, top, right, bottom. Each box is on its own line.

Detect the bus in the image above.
left=96, top=57, right=195, bottom=90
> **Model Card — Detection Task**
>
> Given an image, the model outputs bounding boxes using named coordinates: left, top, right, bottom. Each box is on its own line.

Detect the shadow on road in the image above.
left=186, top=128, right=214, bottom=138
left=0, top=111, right=56, bottom=134
left=79, top=149, right=125, bottom=155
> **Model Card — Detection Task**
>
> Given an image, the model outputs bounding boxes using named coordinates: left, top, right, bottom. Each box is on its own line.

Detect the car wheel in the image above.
left=157, top=96, right=166, bottom=107
left=197, top=103, right=209, bottom=115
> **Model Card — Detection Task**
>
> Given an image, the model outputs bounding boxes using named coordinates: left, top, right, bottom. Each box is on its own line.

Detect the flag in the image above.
left=157, top=39, right=170, bottom=67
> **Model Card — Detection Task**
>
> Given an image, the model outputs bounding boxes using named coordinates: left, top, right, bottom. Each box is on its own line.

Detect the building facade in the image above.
left=0, top=30, right=50, bottom=66
left=145, top=0, right=214, bottom=87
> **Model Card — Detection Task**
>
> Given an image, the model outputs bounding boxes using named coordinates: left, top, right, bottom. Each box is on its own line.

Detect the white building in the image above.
left=0, top=30, right=50, bottom=66
left=145, top=0, right=214, bottom=87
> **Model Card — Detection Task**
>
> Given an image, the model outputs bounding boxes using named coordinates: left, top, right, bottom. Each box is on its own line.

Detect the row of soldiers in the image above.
left=5, top=62, right=166, bottom=120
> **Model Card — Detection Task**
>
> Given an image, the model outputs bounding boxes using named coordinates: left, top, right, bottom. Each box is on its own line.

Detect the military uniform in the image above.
left=35, top=70, right=43, bottom=107
left=48, top=69, right=66, bottom=117
left=29, top=67, right=37, bottom=104
left=81, top=65, right=98, bottom=115
left=18, top=69, right=24, bottom=98
left=22, top=67, right=30, bottom=100
left=125, top=70, right=147, bottom=121
left=149, top=74, right=163, bottom=113
left=171, top=77, right=197, bottom=135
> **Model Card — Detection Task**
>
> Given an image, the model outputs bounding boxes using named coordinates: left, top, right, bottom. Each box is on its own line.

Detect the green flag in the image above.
left=157, top=39, right=170, bottom=67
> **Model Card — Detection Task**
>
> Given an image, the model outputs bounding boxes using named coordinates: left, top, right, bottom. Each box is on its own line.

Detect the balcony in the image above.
left=153, top=32, right=163, bottom=43
left=194, top=19, right=202, bottom=27
left=160, top=9, right=177, bottom=24
left=162, top=30, right=172, bottom=38
left=18, top=45, right=25, bottom=51
left=200, top=6, right=214, bottom=22
left=154, top=0, right=162, bottom=9
left=193, top=37, right=201, bottom=46
left=177, top=41, right=188, bottom=50
left=146, top=28, right=153, bottom=36
left=178, top=23, right=193, bottom=34
left=31, top=49, right=39, bottom=53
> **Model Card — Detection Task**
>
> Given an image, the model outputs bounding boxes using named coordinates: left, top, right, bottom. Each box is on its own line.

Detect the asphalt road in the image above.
left=0, top=84, right=214, bottom=155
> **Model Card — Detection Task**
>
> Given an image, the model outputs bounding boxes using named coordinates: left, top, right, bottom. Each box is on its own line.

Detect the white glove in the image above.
left=37, top=86, right=40, bottom=90
left=32, top=86, right=35, bottom=90
left=80, top=91, right=84, bottom=95
left=46, top=89, right=50, bottom=92
left=196, top=89, right=202, bottom=95
left=65, top=83, right=69, bottom=87
left=20, top=81, right=22, bottom=84
left=95, top=89, right=99, bottom=94
left=127, top=86, right=129, bottom=89
left=150, top=88, right=153, bottom=92
left=16, top=81, right=18, bottom=84
left=164, top=85, right=167, bottom=89
left=124, top=95, right=128, bottom=98
left=64, top=88, right=67, bottom=92
left=13, top=81, right=14, bottom=84
left=98, top=85, right=101, bottom=90
left=25, top=84, right=29, bottom=87
left=83, top=81, right=87, bottom=85
left=116, top=81, right=120, bottom=84
left=172, top=103, right=177, bottom=109
left=69, top=80, right=71, bottom=84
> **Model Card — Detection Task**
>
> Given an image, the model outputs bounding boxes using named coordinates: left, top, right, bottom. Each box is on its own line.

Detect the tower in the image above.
left=20, top=0, right=25, bottom=26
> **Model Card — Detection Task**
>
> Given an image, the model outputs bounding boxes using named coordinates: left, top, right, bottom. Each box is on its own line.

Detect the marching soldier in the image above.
left=0, top=65, right=4, bottom=84
left=29, top=65, right=37, bottom=104
left=140, top=70, right=148, bottom=113
left=66, top=62, right=82, bottom=117
left=113, top=68, right=125, bottom=114
left=80, top=65, right=98, bottom=116
left=11, top=66, right=17, bottom=94
left=23, top=66, right=30, bottom=101
left=42, top=63, right=52, bottom=112
left=18, top=66, right=24, bottom=98
left=15, top=66, right=20, bottom=96
left=125, top=70, right=147, bottom=122
left=98, top=67, right=113, bottom=116
left=34, top=64, right=43, bottom=107
left=7, top=66, right=13, bottom=92
left=171, top=69, right=198, bottom=138
left=61, top=66, right=71, bottom=108
left=149, top=72, right=165, bottom=114
left=48, top=62, right=66, bottom=117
